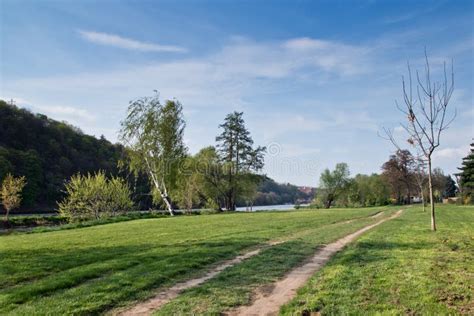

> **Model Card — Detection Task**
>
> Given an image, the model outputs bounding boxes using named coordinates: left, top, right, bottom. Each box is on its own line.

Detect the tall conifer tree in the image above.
left=215, top=112, right=266, bottom=210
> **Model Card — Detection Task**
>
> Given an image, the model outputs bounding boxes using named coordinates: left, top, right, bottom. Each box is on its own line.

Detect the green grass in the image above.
left=0, top=206, right=385, bottom=315
left=2, top=212, right=168, bottom=235
left=154, top=211, right=397, bottom=315
left=281, top=204, right=474, bottom=315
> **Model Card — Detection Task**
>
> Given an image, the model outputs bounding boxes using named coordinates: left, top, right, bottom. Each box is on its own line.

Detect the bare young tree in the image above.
left=387, top=51, right=455, bottom=231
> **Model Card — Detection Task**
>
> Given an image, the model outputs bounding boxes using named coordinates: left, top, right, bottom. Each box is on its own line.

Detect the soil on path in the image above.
left=226, top=209, right=403, bottom=316
left=114, top=209, right=392, bottom=316
left=115, top=240, right=283, bottom=316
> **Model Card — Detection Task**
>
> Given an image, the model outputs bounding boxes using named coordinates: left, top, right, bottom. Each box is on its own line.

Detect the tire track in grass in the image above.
left=1, top=210, right=384, bottom=315
left=114, top=210, right=391, bottom=316
left=115, top=240, right=284, bottom=316
left=226, top=210, right=403, bottom=316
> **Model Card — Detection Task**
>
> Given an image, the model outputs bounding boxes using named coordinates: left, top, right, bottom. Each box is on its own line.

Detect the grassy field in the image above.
left=282, top=204, right=474, bottom=315
left=154, top=210, right=396, bottom=315
left=2, top=205, right=471, bottom=315
left=0, top=207, right=385, bottom=315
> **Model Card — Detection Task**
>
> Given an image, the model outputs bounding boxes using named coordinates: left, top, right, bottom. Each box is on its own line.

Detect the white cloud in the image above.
left=3, top=96, right=96, bottom=124
left=259, top=110, right=377, bottom=140
left=6, top=36, right=374, bottom=116
left=394, top=126, right=405, bottom=133
left=33, top=104, right=97, bottom=123
left=433, top=146, right=469, bottom=160
left=259, top=114, right=326, bottom=139
left=283, top=37, right=370, bottom=75
left=77, top=30, right=187, bottom=53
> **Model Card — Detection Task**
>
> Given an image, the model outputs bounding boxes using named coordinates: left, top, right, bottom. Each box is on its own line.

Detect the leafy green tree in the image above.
left=317, top=163, right=350, bottom=208
left=215, top=112, right=266, bottom=210
left=119, top=93, right=187, bottom=215
left=1, top=174, right=27, bottom=221
left=348, top=174, right=390, bottom=207
left=190, top=146, right=227, bottom=210
left=58, top=171, right=133, bottom=222
left=174, top=156, right=201, bottom=213
left=0, top=148, right=13, bottom=181
left=238, top=173, right=261, bottom=211
left=431, top=168, right=447, bottom=202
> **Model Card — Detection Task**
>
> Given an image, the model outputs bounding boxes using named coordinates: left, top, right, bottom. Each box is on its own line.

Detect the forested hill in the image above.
left=0, top=100, right=124, bottom=209
left=252, top=176, right=315, bottom=206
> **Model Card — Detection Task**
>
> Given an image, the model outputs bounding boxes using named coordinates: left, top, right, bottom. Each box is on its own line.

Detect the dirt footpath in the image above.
left=226, top=210, right=403, bottom=316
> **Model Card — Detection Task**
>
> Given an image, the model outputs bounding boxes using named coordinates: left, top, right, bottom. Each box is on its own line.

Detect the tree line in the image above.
left=314, top=149, right=457, bottom=209
left=1, top=97, right=312, bottom=219
left=0, top=99, right=124, bottom=208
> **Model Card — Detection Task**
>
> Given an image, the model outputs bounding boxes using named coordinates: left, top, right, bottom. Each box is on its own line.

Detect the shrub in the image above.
left=58, top=171, right=133, bottom=222
left=1, top=174, right=27, bottom=221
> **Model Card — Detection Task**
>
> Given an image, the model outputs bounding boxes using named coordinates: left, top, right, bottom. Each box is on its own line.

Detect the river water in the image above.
left=235, top=204, right=303, bottom=212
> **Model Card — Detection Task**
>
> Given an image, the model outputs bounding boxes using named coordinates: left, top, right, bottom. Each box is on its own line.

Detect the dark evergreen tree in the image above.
left=215, top=112, right=266, bottom=210
left=457, top=142, right=474, bottom=199
left=443, top=175, right=457, bottom=198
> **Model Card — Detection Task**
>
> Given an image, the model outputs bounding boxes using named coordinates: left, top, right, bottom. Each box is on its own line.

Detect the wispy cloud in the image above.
left=10, top=35, right=371, bottom=96
left=33, top=104, right=97, bottom=123
left=3, top=96, right=96, bottom=124
left=77, top=30, right=187, bottom=53
left=433, top=145, right=469, bottom=162
left=382, top=12, right=419, bottom=24
left=381, top=3, right=444, bottom=25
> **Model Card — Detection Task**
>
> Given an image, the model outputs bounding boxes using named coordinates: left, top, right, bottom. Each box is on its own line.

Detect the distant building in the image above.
left=298, top=186, right=315, bottom=195
left=443, top=197, right=460, bottom=204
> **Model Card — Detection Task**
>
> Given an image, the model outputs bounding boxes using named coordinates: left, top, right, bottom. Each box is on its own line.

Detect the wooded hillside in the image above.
left=0, top=100, right=124, bottom=209
left=0, top=100, right=310, bottom=211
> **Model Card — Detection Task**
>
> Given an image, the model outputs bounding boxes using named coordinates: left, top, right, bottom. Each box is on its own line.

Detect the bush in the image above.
left=58, top=171, right=133, bottom=222
left=1, top=215, right=67, bottom=230
left=1, top=174, right=27, bottom=221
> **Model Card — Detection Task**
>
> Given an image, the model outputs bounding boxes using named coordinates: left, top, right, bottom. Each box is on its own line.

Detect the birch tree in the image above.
left=119, top=93, right=187, bottom=216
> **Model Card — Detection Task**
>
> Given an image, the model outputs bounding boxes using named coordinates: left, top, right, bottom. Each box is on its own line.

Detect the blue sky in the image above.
left=1, top=0, right=473, bottom=186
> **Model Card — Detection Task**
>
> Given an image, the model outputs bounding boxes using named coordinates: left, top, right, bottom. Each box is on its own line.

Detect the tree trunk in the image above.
left=325, top=198, right=333, bottom=209
left=161, top=194, right=175, bottom=216
left=227, top=188, right=236, bottom=211
left=421, top=194, right=425, bottom=212
left=4, top=208, right=9, bottom=222
left=144, top=158, right=175, bottom=216
left=427, top=159, right=436, bottom=231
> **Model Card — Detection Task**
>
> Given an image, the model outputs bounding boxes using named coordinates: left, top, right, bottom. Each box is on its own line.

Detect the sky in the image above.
left=1, top=0, right=473, bottom=186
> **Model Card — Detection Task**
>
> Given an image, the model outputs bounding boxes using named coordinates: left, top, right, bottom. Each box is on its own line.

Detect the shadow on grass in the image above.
left=156, top=239, right=317, bottom=315
left=1, top=237, right=266, bottom=312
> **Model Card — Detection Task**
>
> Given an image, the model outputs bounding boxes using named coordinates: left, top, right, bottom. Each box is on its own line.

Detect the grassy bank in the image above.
left=0, top=207, right=384, bottom=315
left=282, top=205, right=474, bottom=315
